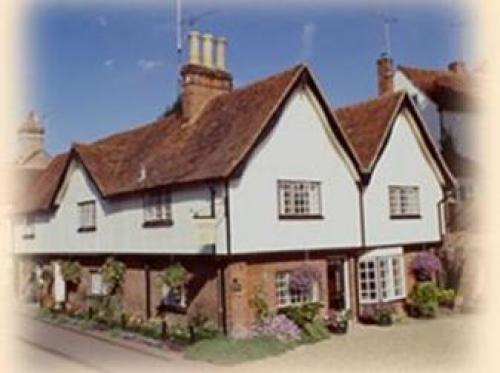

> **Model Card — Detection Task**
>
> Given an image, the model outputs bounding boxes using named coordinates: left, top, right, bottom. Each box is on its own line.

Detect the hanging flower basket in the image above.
left=410, top=252, right=441, bottom=281
left=289, top=265, right=321, bottom=293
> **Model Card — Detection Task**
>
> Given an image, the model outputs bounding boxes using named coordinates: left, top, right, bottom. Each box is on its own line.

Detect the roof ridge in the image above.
left=335, top=90, right=406, bottom=113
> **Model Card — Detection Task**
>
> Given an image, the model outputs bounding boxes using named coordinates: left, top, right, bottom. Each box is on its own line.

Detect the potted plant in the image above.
left=325, top=309, right=351, bottom=334
left=373, top=304, right=393, bottom=326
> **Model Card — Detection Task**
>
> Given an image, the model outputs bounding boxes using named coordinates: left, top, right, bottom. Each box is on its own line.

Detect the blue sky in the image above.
left=24, top=1, right=469, bottom=155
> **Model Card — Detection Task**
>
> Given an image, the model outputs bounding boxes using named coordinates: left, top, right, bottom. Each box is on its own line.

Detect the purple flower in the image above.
left=289, top=265, right=321, bottom=292
left=254, top=314, right=301, bottom=342
left=410, top=252, right=441, bottom=280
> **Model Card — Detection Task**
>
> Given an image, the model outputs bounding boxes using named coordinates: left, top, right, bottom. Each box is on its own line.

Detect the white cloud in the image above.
left=300, top=22, right=317, bottom=61
left=104, top=59, right=115, bottom=68
left=97, top=15, right=108, bottom=27
left=138, top=59, right=163, bottom=71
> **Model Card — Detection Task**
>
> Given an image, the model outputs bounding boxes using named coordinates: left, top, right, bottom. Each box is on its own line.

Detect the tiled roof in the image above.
left=335, top=91, right=405, bottom=170
left=19, top=64, right=358, bottom=213
left=335, top=91, right=455, bottom=188
left=398, top=66, right=473, bottom=110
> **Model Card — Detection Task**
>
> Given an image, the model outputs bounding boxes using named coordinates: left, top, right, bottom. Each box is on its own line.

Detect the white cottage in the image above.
left=13, top=31, right=454, bottom=334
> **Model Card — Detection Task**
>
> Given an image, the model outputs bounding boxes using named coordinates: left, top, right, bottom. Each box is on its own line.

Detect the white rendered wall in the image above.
left=394, top=71, right=441, bottom=149
left=228, top=88, right=362, bottom=254
left=363, top=111, right=444, bottom=246
left=13, top=160, right=228, bottom=255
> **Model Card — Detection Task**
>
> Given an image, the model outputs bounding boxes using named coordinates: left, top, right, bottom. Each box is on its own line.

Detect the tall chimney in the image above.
left=377, top=52, right=394, bottom=95
left=17, top=111, right=51, bottom=168
left=448, top=61, right=466, bottom=74
left=180, top=31, right=232, bottom=120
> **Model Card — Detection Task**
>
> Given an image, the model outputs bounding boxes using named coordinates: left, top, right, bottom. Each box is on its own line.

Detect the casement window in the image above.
left=22, top=215, right=35, bottom=239
left=160, top=284, right=187, bottom=313
left=358, top=253, right=405, bottom=304
left=277, top=180, right=322, bottom=219
left=275, top=271, right=319, bottom=308
left=388, top=185, right=421, bottom=218
left=78, top=201, right=96, bottom=232
left=143, top=190, right=172, bottom=227
left=89, top=270, right=106, bottom=296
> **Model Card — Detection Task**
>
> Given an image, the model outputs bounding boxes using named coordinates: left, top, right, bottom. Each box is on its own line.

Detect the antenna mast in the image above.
left=383, top=16, right=398, bottom=57
left=176, top=0, right=182, bottom=95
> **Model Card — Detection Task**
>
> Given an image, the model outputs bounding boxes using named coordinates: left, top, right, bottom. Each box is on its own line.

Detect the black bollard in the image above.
left=161, top=320, right=167, bottom=341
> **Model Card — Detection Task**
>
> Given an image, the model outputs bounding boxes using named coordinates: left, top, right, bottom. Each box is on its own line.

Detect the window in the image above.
left=89, top=271, right=106, bottom=296
left=358, top=254, right=405, bottom=304
left=275, top=271, right=319, bottom=307
left=278, top=180, right=322, bottom=219
left=78, top=201, right=96, bottom=232
left=388, top=186, right=420, bottom=218
left=143, top=190, right=172, bottom=227
left=22, top=215, right=35, bottom=239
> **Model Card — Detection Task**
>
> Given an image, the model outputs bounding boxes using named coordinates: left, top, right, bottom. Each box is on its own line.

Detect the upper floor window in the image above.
left=78, top=201, right=96, bottom=232
left=278, top=180, right=322, bottom=219
left=388, top=186, right=420, bottom=219
left=358, top=254, right=405, bottom=304
left=143, top=190, right=172, bottom=227
left=22, top=215, right=35, bottom=239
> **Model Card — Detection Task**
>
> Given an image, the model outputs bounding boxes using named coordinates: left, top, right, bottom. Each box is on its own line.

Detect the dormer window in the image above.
left=22, top=215, right=35, bottom=239
left=388, top=186, right=421, bottom=219
left=78, top=201, right=96, bottom=232
left=143, top=190, right=172, bottom=227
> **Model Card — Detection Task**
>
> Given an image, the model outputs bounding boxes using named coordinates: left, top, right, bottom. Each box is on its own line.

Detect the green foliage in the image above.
left=158, top=263, right=190, bottom=289
left=101, top=257, right=126, bottom=294
left=408, top=281, right=440, bottom=318
left=91, top=294, right=123, bottom=326
left=186, top=336, right=293, bottom=365
left=301, top=321, right=330, bottom=343
left=60, top=260, right=82, bottom=284
left=281, top=302, right=323, bottom=328
left=437, top=288, right=456, bottom=305
left=249, top=291, right=271, bottom=321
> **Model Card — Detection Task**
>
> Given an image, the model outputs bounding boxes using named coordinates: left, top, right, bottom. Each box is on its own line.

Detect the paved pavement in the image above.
left=12, top=313, right=480, bottom=372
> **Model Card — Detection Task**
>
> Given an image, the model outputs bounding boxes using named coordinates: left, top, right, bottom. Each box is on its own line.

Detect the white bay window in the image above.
left=358, top=248, right=406, bottom=304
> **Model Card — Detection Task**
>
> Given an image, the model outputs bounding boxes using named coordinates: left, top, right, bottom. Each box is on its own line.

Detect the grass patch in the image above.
left=185, top=336, right=294, bottom=365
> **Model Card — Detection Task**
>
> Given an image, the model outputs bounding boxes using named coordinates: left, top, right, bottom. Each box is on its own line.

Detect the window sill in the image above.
left=143, top=219, right=173, bottom=228
left=156, top=303, right=187, bottom=315
left=359, top=296, right=406, bottom=305
left=77, top=226, right=96, bottom=233
left=390, top=214, right=421, bottom=220
left=22, top=234, right=35, bottom=240
left=279, top=215, right=324, bottom=220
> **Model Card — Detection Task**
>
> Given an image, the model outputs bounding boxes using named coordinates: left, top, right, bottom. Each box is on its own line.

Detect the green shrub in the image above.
left=408, top=281, right=440, bottom=318
left=437, top=288, right=456, bottom=305
left=60, top=260, right=82, bottom=285
left=101, top=257, right=126, bottom=294
left=249, top=291, right=271, bottom=321
left=158, top=263, right=190, bottom=289
left=301, top=321, right=330, bottom=343
left=281, top=302, right=323, bottom=327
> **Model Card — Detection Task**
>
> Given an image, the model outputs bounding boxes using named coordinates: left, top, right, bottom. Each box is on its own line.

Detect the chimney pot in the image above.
left=188, top=31, right=201, bottom=65
left=202, top=33, right=214, bottom=68
left=215, top=36, right=227, bottom=71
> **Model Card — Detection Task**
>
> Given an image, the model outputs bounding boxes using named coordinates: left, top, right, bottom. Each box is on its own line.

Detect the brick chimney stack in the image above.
left=377, top=52, right=395, bottom=95
left=448, top=61, right=466, bottom=74
left=181, top=31, right=233, bottom=119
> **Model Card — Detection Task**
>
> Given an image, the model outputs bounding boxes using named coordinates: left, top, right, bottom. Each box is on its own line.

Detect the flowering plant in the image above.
left=254, top=314, right=301, bottom=342
left=360, top=304, right=394, bottom=325
left=289, top=265, right=321, bottom=292
left=410, top=252, right=441, bottom=281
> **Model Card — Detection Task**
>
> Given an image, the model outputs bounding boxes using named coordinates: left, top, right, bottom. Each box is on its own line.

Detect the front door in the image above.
left=328, top=257, right=346, bottom=311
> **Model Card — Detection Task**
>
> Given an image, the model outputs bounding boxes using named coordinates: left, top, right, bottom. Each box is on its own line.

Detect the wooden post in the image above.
left=145, top=264, right=151, bottom=319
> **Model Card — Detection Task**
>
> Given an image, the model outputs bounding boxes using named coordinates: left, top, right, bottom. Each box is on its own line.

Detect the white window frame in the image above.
left=388, top=185, right=421, bottom=218
left=275, top=271, right=319, bottom=308
left=358, top=248, right=406, bottom=305
left=143, top=190, right=172, bottom=225
left=277, top=180, right=322, bottom=218
left=89, top=270, right=106, bottom=296
left=161, top=284, right=187, bottom=309
left=78, top=200, right=96, bottom=231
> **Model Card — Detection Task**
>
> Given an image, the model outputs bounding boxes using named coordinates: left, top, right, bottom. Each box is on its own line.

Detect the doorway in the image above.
left=327, top=257, right=349, bottom=311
